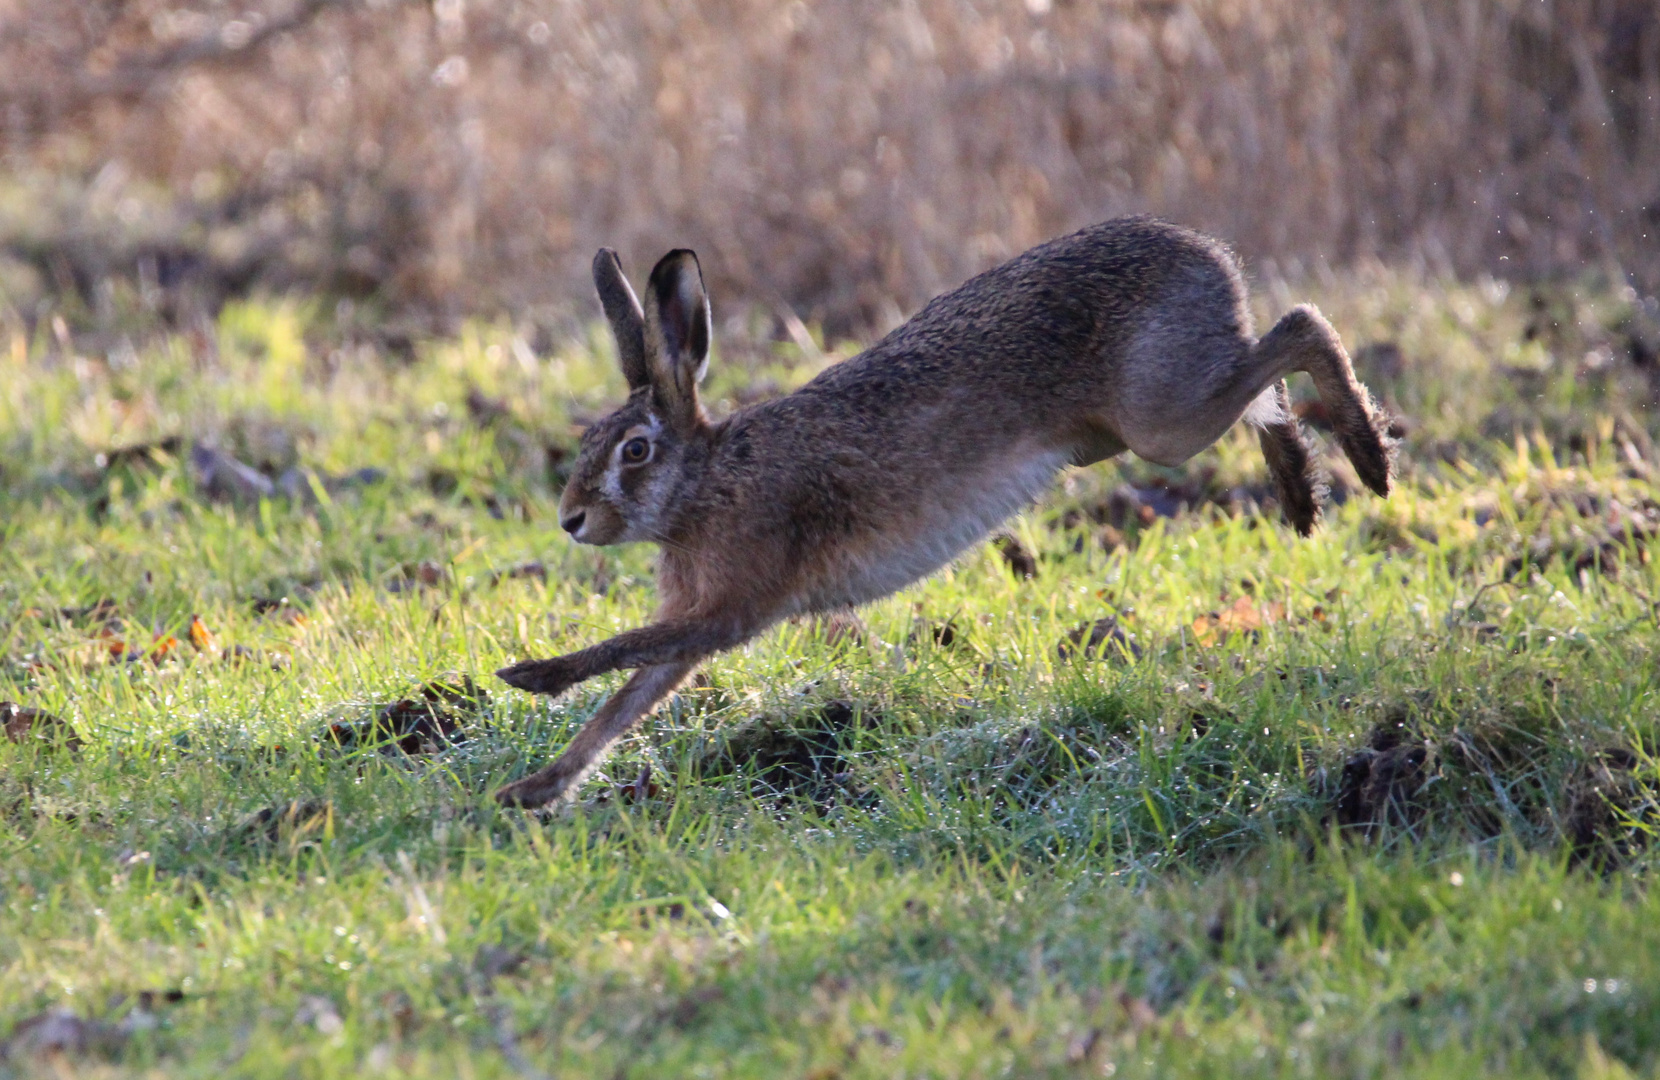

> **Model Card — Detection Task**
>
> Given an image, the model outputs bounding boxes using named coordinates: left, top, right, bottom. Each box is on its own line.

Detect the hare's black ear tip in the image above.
left=651, top=249, right=703, bottom=280
left=593, top=248, right=622, bottom=273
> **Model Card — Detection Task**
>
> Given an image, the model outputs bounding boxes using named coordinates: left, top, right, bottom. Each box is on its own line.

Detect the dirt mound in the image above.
left=691, top=699, right=873, bottom=806
left=1332, top=717, right=1435, bottom=835
left=1565, top=748, right=1659, bottom=870
left=326, top=676, right=491, bottom=755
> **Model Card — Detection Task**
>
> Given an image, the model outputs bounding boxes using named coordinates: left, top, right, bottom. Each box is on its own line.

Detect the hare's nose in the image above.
left=560, top=510, right=587, bottom=536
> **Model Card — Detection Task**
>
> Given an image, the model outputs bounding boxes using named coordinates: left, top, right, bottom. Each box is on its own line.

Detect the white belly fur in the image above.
left=807, top=447, right=1069, bottom=612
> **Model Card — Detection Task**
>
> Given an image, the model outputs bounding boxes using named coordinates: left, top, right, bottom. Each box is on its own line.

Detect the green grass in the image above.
left=2, top=270, right=1659, bottom=1077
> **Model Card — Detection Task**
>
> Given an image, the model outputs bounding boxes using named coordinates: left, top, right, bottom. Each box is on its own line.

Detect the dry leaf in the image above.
left=188, top=615, right=216, bottom=652
left=489, top=560, right=546, bottom=586
left=388, top=560, right=447, bottom=592
left=148, top=634, right=182, bottom=662
left=618, top=762, right=658, bottom=803
left=1192, top=596, right=1285, bottom=646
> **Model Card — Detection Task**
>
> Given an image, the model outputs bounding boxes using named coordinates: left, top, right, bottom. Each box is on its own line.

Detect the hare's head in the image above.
left=558, top=248, right=713, bottom=545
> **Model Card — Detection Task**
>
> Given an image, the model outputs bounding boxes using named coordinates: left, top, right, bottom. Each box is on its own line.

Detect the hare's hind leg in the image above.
left=496, top=660, right=696, bottom=807
left=1252, top=380, right=1324, bottom=536
left=1114, top=302, right=1392, bottom=506
left=1253, top=306, right=1395, bottom=498
left=1111, top=300, right=1272, bottom=467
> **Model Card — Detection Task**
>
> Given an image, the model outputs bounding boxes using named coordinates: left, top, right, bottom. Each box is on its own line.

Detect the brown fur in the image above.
left=494, top=218, right=1393, bottom=808
left=1255, top=381, right=1326, bottom=537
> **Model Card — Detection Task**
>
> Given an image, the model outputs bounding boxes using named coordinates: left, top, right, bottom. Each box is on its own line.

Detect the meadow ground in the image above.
left=3, top=269, right=1660, bottom=1077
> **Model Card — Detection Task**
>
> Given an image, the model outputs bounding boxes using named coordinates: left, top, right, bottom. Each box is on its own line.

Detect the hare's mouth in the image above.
left=561, top=503, right=628, bottom=545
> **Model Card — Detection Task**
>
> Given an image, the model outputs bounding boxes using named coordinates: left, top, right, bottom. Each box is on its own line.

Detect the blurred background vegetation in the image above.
left=0, top=0, right=1656, bottom=344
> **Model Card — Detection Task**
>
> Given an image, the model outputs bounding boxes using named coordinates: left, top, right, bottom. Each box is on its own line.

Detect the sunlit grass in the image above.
left=1, top=271, right=1658, bottom=1076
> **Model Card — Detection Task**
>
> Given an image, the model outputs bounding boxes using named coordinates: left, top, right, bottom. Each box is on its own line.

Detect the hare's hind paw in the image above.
left=496, top=657, right=577, bottom=697
left=495, top=760, right=583, bottom=808
left=1348, top=414, right=1398, bottom=499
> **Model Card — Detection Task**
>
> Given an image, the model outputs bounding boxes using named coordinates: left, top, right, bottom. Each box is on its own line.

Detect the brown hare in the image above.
left=494, top=217, right=1393, bottom=807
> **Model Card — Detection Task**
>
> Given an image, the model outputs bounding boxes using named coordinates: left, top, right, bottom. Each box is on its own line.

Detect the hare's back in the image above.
left=793, top=217, right=1245, bottom=432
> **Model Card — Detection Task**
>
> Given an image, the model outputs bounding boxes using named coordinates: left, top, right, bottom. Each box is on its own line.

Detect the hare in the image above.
left=494, top=217, right=1393, bottom=807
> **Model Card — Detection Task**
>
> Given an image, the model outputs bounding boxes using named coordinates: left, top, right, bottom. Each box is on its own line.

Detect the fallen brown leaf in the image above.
left=618, top=762, right=658, bottom=803
left=387, top=560, right=447, bottom=592
left=1191, top=596, right=1286, bottom=646
left=147, top=634, right=182, bottom=662
left=489, top=560, right=547, bottom=586
left=188, top=615, right=216, bottom=652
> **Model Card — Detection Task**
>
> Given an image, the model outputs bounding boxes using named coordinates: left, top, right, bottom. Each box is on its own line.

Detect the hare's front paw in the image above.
left=496, top=657, right=578, bottom=697
left=494, top=760, right=582, bottom=808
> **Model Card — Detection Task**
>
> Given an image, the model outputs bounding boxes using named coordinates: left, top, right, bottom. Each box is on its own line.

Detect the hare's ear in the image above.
left=592, top=249, right=649, bottom=390
left=643, top=249, right=711, bottom=427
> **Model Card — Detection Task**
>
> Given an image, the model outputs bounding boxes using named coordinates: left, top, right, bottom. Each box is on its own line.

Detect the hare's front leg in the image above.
left=495, top=660, right=696, bottom=808
left=496, top=616, right=756, bottom=697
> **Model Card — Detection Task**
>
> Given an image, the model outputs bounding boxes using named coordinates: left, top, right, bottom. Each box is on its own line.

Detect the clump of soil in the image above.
left=1332, top=716, right=1435, bottom=835
left=691, top=699, right=872, bottom=805
left=1053, top=472, right=1294, bottom=548
left=326, top=676, right=489, bottom=754
left=235, top=799, right=332, bottom=844
left=1, top=702, right=82, bottom=751
left=1565, top=748, right=1659, bottom=869
left=1056, top=617, right=1141, bottom=661
left=994, top=535, right=1037, bottom=579
left=906, top=617, right=966, bottom=653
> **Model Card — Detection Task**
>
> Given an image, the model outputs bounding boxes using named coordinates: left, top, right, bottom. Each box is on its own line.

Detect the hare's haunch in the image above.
left=494, top=218, right=1394, bottom=808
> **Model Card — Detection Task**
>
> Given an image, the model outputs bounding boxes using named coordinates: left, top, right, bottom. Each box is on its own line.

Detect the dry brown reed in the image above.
left=0, top=0, right=1656, bottom=334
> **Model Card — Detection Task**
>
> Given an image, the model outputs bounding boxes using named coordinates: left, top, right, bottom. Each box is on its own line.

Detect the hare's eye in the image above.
left=620, top=437, right=651, bottom=464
